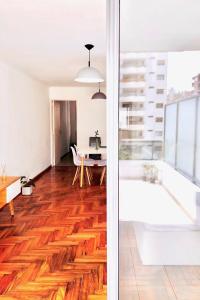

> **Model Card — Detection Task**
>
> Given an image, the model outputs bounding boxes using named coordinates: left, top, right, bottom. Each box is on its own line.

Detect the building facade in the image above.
left=119, top=52, right=168, bottom=159
left=192, top=73, right=200, bottom=95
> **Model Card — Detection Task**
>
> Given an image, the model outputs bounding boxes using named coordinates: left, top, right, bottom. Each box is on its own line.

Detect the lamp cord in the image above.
left=88, top=50, right=91, bottom=67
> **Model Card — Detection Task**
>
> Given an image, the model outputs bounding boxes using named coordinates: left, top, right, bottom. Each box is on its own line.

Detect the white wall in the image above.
left=49, top=86, right=106, bottom=148
left=0, top=62, right=50, bottom=178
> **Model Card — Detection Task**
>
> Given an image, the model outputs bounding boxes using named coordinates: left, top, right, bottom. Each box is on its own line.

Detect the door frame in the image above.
left=50, top=99, right=77, bottom=166
left=107, top=0, right=119, bottom=299
left=50, top=99, right=56, bottom=166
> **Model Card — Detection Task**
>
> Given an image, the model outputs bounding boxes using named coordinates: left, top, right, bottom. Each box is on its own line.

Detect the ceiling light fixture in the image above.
left=75, top=44, right=104, bottom=83
left=91, top=82, right=106, bottom=100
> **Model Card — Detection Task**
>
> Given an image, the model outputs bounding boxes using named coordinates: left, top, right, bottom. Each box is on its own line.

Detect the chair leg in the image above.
left=72, top=167, right=80, bottom=185
left=86, top=167, right=91, bottom=186
left=100, top=166, right=106, bottom=186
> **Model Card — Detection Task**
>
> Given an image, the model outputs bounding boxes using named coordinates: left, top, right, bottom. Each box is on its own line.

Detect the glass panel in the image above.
left=120, top=3, right=200, bottom=297
left=176, top=98, right=196, bottom=177
left=195, top=99, right=200, bottom=182
left=164, top=103, right=177, bottom=165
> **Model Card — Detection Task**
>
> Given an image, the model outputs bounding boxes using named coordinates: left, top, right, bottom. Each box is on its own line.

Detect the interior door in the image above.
left=54, top=102, right=61, bottom=165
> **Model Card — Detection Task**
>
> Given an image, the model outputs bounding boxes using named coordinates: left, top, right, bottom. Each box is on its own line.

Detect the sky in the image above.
left=167, top=51, right=200, bottom=92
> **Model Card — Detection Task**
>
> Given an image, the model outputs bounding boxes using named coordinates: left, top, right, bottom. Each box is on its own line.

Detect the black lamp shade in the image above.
left=92, top=91, right=106, bottom=100
left=91, top=82, right=106, bottom=100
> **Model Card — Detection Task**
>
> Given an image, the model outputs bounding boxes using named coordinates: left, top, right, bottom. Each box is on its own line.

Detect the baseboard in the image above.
left=33, top=166, right=52, bottom=182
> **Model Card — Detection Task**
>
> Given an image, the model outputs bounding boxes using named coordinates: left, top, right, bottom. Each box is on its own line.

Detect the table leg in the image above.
left=100, top=167, right=106, bottom=186
left=9, top=200, right=14, bottom=216
left=80, top=156, right=84, bottom=188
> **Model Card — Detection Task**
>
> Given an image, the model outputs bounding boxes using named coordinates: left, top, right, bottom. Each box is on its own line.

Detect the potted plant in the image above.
left=20, top=176, right=35, bottom=195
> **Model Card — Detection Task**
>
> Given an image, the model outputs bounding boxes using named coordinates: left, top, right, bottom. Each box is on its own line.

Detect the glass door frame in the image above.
left=106, top=0, right=119, bottom=299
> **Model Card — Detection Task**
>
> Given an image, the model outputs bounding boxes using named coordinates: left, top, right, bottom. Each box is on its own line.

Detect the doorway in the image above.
left=52, top=100, right=77, bottom=166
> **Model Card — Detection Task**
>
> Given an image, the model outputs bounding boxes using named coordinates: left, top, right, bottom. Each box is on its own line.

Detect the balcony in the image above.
left=120, top=95, right=146, bottom=102
left=120, top=81, right=146, bottom=89
left=120, top=66, right=146, bottom=75
left=119, top=129, right=144, bottom=140
left=120, top=102, right=144, bottom=111
left=120, top=53, right=146, bottom=60
left=119, top=159, right=200, bottom=265
left=120, top=88, right=145, bottom=98
left=121, top=73, right=145, bottom=82
left=119, top=140, right=162, bottom=160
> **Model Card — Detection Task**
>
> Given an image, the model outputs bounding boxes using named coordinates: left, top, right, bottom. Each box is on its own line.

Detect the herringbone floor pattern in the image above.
left=0, top=167, right=107, bottom=299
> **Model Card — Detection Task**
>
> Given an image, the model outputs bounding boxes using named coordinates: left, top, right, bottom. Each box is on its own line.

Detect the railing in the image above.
left=119, top=140, right=163, bottom=160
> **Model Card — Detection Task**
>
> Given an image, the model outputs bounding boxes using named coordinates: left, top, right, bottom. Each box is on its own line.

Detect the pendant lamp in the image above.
left=75, top=44, right=104, bottom=83
left=91, top=82, right=106, bottom=100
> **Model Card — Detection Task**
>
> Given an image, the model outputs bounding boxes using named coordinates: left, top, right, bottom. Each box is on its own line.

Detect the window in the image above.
left=155, top=131, right=163, bottom=137
left=154, top=146, right=162, bottom=153
left=127, top=116, right=144, bottom=125
left=122, top=59, right=145, bottom=68
left=148, top=115, right=154, bottom=118
left=155, top=117, right=163, bottom=122
left=156, top=89, right=164, bottom=94
left=119, top=130, right=143, bottom=139
left=122, top=103, right=131, bottom=109
left=139, top=89, right=144, bottom=94
left=149, top=86, right=154, bottom=89
left=148, top=101, right=154, bottom=104
left=157, top=59, right=165, bottom=65
left=122, top=102, right=144, bottom=111
left=121, top=88, right=145, bottom=97
left=157, top=74, right=165, bottom=80
left=122, top=74, right=145, bottom=82
left=156, top=103, right=164, bottom=108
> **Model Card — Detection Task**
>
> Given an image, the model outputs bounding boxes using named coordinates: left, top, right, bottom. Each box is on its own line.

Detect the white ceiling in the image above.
left=1, top=0, right=200, bottom=86
left=121, top=0, right=200, bottom=52
left=0, top=0, right=106, bottom=86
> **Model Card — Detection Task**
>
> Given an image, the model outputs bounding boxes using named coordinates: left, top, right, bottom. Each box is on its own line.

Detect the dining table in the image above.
left=77, top=146, right=107, bottom=188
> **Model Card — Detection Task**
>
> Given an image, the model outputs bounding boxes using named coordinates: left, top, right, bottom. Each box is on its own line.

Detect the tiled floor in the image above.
left=119, top=221, right=200, bottom=300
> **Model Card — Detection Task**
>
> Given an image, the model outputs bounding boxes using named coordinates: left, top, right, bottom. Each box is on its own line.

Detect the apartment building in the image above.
left=192, top=73, right=200, bottom=95
left=119, top=52, right=167, bottom=159
left=167, top=73, right=200, bottom=104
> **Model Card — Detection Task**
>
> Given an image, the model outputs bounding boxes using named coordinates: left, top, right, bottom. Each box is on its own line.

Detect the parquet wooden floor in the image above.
left=0, top=167, right=107, bottom=300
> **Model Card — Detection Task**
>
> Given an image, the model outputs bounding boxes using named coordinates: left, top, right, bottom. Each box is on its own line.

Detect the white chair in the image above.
left=74, top=144, right=93, bottom=180
left=71, top=146, right=94, bottom=186
left=74, top=144, right=78, bottom=154
left=96, top=159, right=107, bottom=186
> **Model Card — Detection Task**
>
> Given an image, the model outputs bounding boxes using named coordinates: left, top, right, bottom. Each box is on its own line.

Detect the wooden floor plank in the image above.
left=0, top=167, right=107, bottom=299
